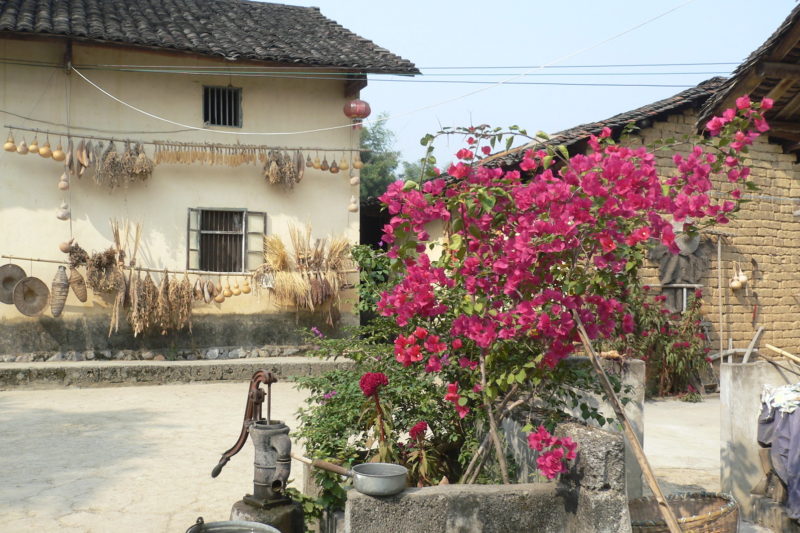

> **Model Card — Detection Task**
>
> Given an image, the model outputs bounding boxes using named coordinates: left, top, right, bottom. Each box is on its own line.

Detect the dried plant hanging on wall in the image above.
left=253, top=224, right=352, bottom=325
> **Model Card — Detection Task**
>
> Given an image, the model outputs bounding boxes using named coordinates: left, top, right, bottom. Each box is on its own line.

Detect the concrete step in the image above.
left=0, top=357, right=352, bottom=390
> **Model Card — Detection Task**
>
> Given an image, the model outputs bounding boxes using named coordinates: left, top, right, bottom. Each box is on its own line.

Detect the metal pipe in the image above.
left=717, top=236, right=724, bottom=360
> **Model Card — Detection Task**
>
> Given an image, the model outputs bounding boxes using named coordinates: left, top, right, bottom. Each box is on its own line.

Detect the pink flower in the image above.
left=527, top=425, right=554, bottom=452
left=444, top=382, right=470, bottom=418
left=359, top=372, right=388, bottom=397
left=425, top=355, right=442, bottom=373
left=761, top=97, right=774, bottom=110
left=599, top=127, right=612, bottom=139
left=736, top=95, right=751, bottom=110
left=444, top=382, right=460, bottom=403
left=456, top=148, right=475, bottom=160
left=598, top=234, right=616, bottom=253
left=537, top=447, right=566, bottom=479
left=481, top=146, right=491, bottom=155
left=458, top=357, right=478, bottom=370
left=452, top=338, right=463, bottom=350
left=409, top=421, right=428, bottom=441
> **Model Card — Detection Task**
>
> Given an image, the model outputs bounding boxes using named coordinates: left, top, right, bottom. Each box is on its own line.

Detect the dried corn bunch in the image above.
left=155, top=270, right=172, bottom=335
left=86, top=247, right=119, bottom=293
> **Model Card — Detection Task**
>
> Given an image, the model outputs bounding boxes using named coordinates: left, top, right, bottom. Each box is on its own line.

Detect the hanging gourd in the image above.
left=39, top=140, right=52, bottom=158
left=16, top=139, right=29, bottom=155
left=58, top=172, right=70, bottom=191
left=3, top=134, right=16, bottom=152
left=241, top=278, right=252, bottom=294
left=329, top=159, right=339, bottom=174
left=232, top=279, right=241, bottom=296
left=353, top=153, right=364, bottom=169
left=349, top=175, right=360, bottom=186
left=305, top=154, right=313, bottom=168
left=56, top=202, right=70, bottom=220
left=29, top=138, right=40, bottom=154
left=347, top=195, right=359, bottom=213
left=339, top=156, right=349, bottom=171
left=52, top=144, right=66, bottom=161
left=320, top=156, right=329, bottom=171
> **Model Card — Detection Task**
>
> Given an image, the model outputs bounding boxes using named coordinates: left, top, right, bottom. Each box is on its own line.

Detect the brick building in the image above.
left=494, top=5, right=800, bottom=357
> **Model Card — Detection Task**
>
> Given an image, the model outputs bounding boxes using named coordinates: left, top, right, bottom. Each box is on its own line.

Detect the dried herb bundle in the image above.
left=86, top=247, right=119, bottom=293
left=67, top=242, right=90, bottom=268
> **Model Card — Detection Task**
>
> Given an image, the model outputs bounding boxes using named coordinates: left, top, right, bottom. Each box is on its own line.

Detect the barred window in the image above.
left=187, top=209, right=266, bottom=272
left=203, top=86, right=242, bottom=127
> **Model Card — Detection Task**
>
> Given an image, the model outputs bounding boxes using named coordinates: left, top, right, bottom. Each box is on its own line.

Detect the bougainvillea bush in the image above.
left=377, top=95, right=769, bottom=474
left=294, top=96, right=769, bottom=519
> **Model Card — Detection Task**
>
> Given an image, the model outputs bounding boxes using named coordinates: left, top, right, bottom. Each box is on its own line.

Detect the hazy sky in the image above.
left=280, top=0, right=796, bottom=164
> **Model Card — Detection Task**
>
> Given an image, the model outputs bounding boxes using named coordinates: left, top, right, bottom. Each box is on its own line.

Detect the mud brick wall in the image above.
left=629, top=109, right=800, bottom=355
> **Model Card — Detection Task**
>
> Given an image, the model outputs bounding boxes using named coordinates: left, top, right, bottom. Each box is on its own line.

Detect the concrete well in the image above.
left=344, top=422, right=631, bottom=533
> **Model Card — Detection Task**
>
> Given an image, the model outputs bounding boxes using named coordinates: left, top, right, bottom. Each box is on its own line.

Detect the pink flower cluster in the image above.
left=409, top=421, right=428, bottom=441
left=359, top=372, right=388, bottom=398
left=527, top=425, right=578, bottom=479
left=377, top=98, right=765, bottom=420
left=394, top=326, right=448, bottom=371
left=443, top=382, right=470, bottom=418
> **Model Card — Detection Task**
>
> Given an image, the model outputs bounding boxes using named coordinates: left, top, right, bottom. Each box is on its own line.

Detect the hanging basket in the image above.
left=629, top=492, right=739, bottom=533
left=50, top=266, right=69, bottom=317
left=69, top=267, right=88, bottom=303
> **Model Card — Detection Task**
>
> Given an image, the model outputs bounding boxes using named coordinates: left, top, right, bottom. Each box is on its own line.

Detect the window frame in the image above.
left=187, top=208, right=267, bottom=273
left=203, top=85, right=243, bottom=128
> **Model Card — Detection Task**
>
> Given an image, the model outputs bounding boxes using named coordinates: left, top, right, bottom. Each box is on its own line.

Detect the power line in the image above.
left=68, top=0, right=699, bottom=137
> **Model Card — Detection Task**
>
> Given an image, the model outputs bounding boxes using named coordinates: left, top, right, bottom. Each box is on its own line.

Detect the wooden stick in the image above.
left=764, top=344, right=800, bottom=365
left=480, top=358, right=510, bottom=484
left=573, top=314, right=682, bottom=533
left=742, top=326, right=765, bottom=364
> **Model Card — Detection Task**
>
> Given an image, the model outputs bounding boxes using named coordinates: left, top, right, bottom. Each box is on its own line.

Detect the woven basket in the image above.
left=629, top=492, right=738, bottom=533
left=50, top=266, right=69, bottom=317
left=69, top=267, right=88, bottom=302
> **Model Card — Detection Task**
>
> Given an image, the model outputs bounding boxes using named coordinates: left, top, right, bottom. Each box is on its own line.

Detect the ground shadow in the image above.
left=0, top=399, right=163, bottom=516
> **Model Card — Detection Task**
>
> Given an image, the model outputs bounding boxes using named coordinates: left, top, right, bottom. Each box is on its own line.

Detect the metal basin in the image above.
left=185, top=518, right=281, bottom=533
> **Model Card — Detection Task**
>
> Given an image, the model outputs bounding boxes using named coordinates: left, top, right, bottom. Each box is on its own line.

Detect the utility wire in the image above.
left=68, top=0, right=699, bottom=137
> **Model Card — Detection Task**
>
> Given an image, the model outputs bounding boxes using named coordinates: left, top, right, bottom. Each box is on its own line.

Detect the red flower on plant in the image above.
left=527, top=425, right=554, bottom=451
left=537, top=447, right=567, bottom=480
left=409, top=421, right=428, bottom=441
left=359, top=372, right=388, bottom=397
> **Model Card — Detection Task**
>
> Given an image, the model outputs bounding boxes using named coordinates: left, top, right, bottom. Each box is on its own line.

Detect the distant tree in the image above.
left=359, top=114, right=401, bottom=202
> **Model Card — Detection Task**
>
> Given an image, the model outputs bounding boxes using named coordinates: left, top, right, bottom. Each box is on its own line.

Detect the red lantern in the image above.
left=343, top=99, right=371, bottom=120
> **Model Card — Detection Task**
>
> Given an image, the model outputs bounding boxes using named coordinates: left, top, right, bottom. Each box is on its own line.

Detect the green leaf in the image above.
left=557, top=145, right=569, bottom=160
left=448, top=233, right=463, bottom=251
left=543, top=155, right=554, bottom=169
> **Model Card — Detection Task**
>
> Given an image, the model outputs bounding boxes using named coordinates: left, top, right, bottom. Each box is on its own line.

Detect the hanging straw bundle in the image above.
left=263, top=234, right=290, bottom=272
left=155, top=270, right=172, bottom=335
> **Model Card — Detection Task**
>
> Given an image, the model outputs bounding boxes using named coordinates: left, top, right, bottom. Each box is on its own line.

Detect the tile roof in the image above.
left=488, top=77, right=727, bottom=167
left=0, top=0, right=418, bottom=74
left=698, top=4, right=800, bottom=123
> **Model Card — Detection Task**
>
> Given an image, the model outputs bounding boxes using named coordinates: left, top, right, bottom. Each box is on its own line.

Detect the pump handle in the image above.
left=211, top=370, right=278, bottom=478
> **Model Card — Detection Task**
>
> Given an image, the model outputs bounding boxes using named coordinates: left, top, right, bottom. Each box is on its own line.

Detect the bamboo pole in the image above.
left=573, top=314, right=682, bottom=533
left=0, top=254, right=357, bottom=277
left=764, top=344, right=800, bottom=365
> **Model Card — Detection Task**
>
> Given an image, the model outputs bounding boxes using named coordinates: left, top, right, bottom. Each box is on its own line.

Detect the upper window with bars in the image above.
left=203, top=86, right=242, bottom=128
left=187, top=209, right=266, bottom=273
